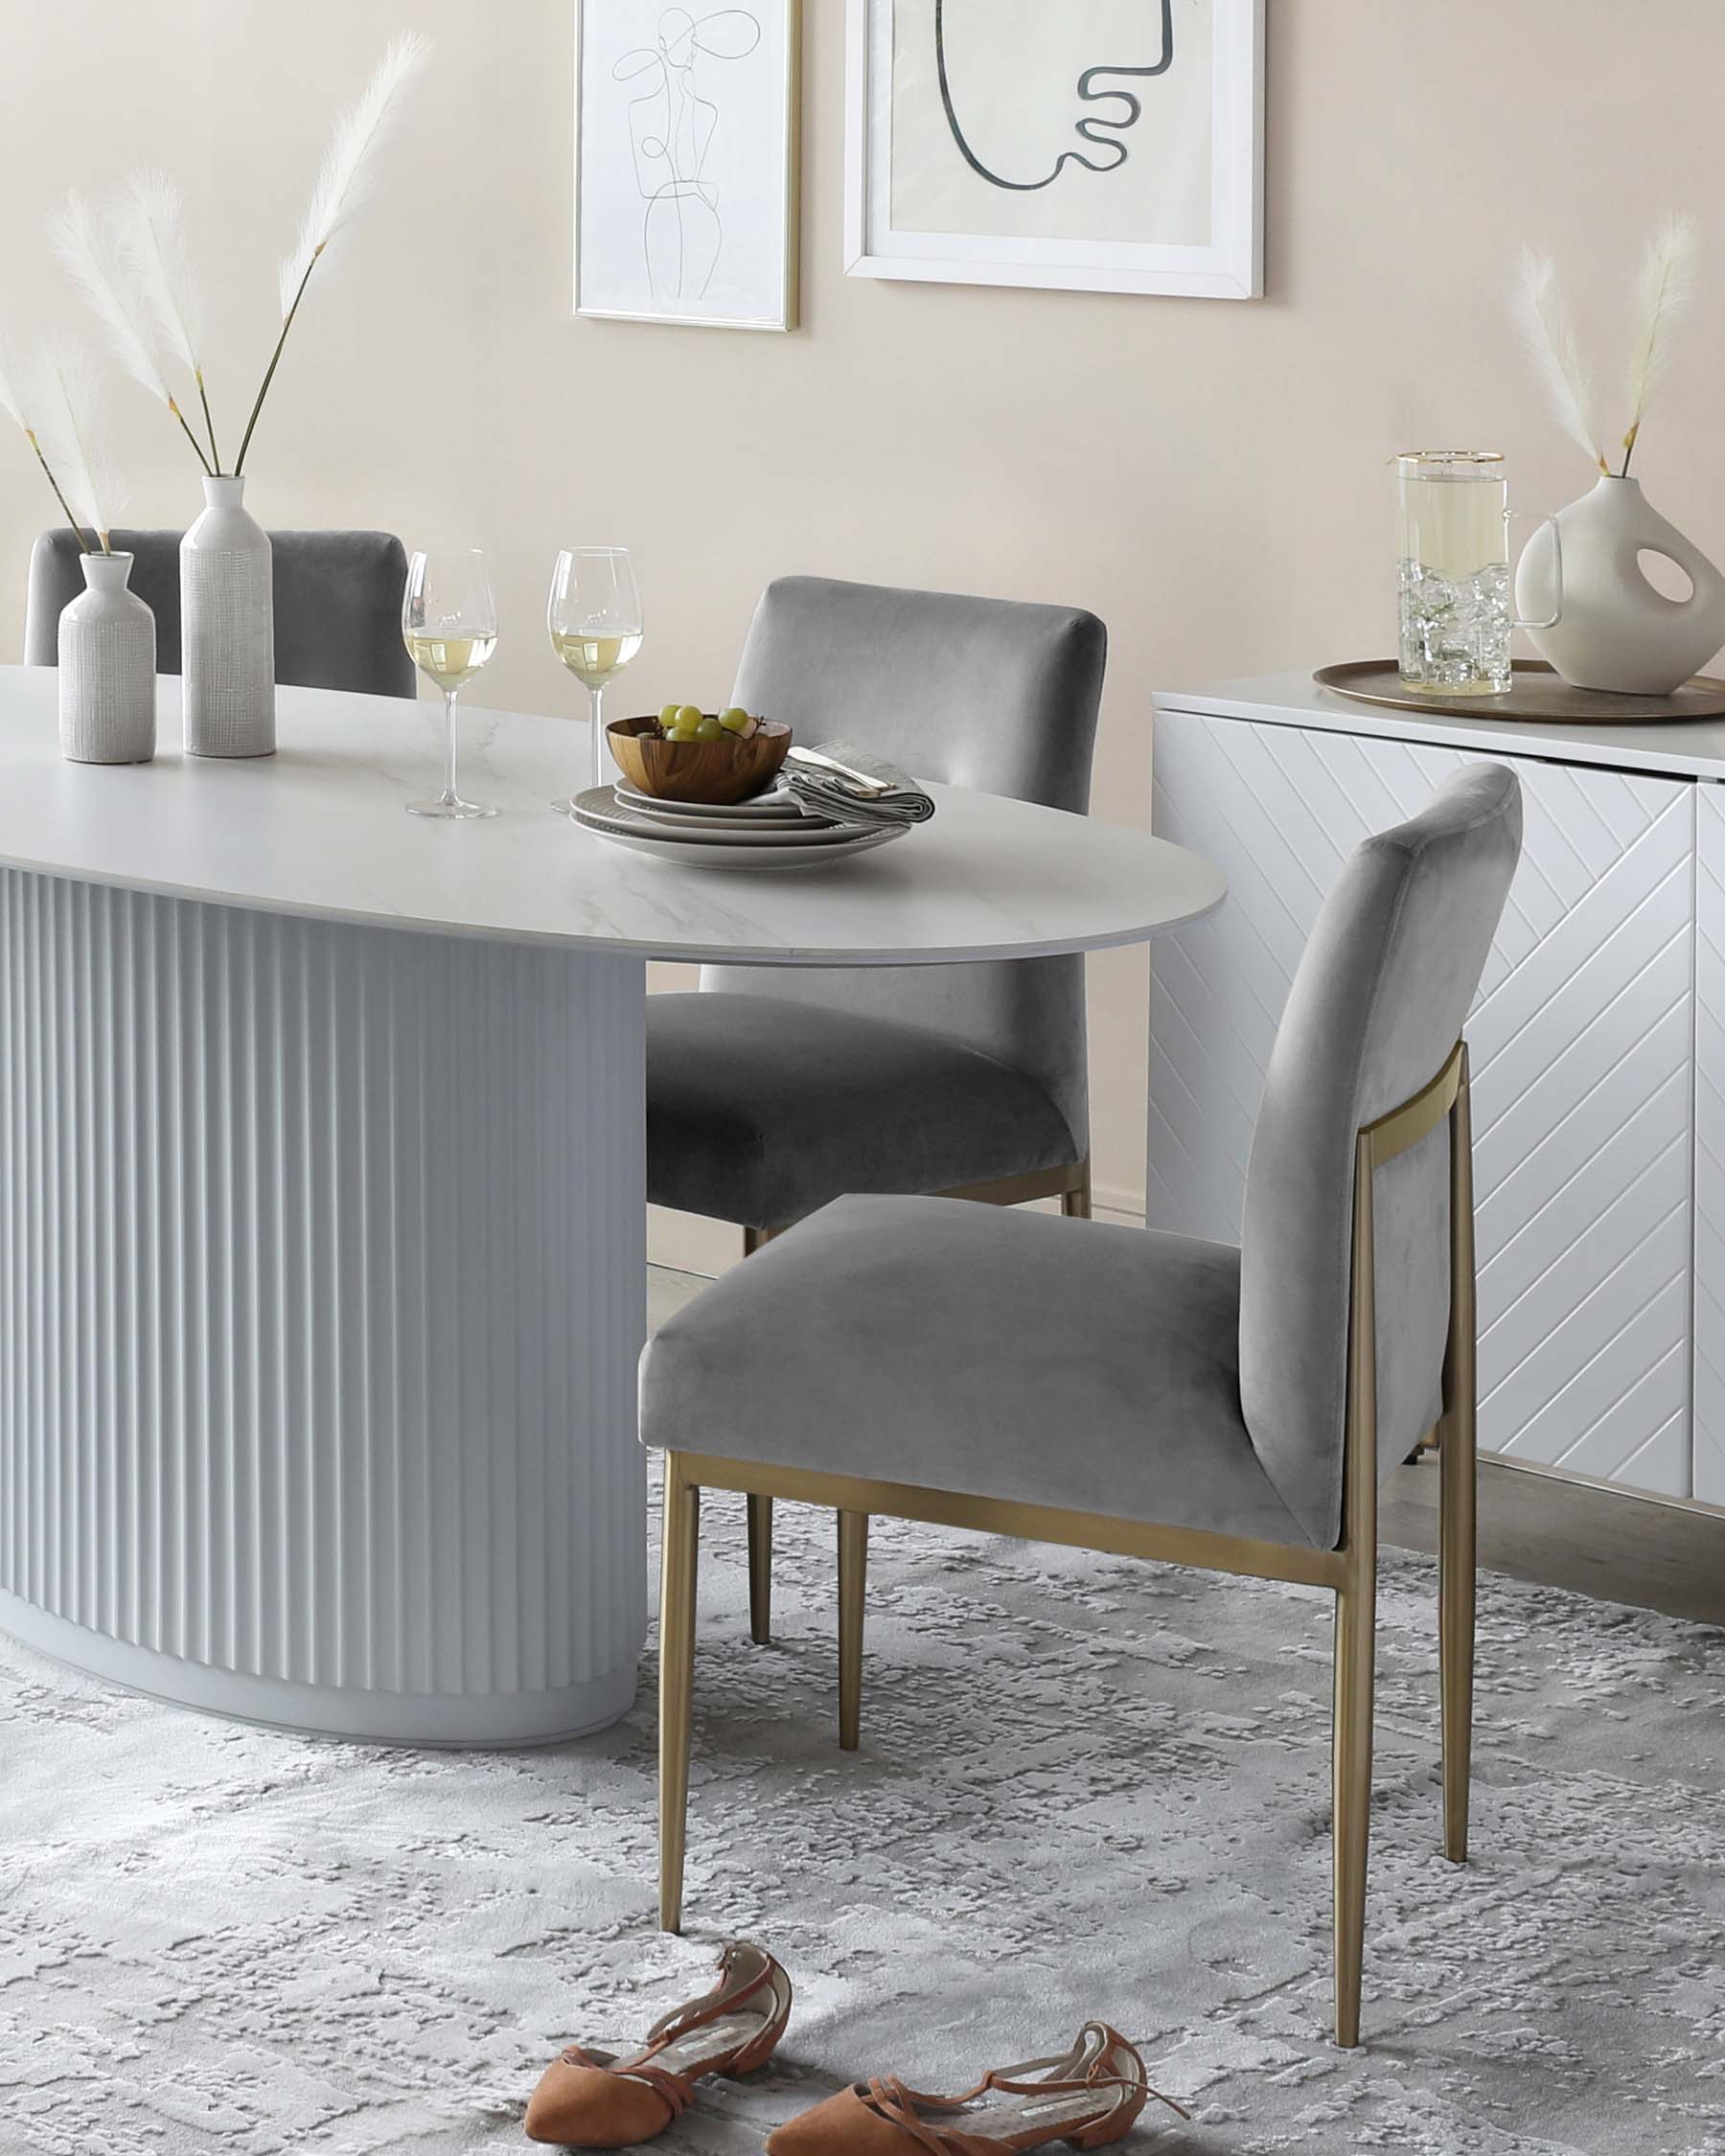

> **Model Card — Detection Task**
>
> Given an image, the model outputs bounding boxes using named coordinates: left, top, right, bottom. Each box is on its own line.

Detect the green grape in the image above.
left=695, top=717, right=725, bottom=741
left=677, top=704, right=703, bottom=727
left=658, top=703, right=681, bottom=727
left=718, top=707, right=752, bottom=734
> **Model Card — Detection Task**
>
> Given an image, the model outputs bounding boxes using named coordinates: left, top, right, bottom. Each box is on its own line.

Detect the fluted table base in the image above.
left=0, top=871, right=648, bottom=1743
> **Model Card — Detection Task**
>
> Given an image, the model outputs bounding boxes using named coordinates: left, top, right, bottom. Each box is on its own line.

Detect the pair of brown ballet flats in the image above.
left=526, top=1941, right=1187, bottom=2153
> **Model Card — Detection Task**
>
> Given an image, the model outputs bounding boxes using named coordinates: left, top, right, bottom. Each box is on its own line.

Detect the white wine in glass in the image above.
left=402, top=549, right=499, bottom=820
left=404, top=631, right=499, bottom=690
left=547, top=546, right=643, bottom=812
left=549, top=629, right=645, bottom=686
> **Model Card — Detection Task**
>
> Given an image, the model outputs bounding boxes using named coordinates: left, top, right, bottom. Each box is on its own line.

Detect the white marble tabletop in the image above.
left=0, top=669, right=1225, bottom=966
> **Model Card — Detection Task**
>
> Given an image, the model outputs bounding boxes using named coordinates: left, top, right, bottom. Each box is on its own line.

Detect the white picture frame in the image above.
left=576, top=1, right=801, bottom=332
left=844, top=0, right=1264, bottom=301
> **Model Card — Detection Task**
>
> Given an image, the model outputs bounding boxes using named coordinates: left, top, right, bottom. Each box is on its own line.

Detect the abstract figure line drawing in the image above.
left=933, top=0, right=1175, bottom=193
left=615, top=7, right=763, bottom=304
left=577, top=0, right=797, bottom=332
left=848, top=0, right=1261, bottom=299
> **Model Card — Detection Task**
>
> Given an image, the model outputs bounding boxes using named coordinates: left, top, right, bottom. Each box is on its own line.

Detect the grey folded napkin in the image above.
left=782, top=740, right=936, bottom=828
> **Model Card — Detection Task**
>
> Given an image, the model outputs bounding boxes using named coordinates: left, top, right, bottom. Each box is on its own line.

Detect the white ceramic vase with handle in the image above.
left=1515, top=474, right=1725, bottom=695
left=180, top=474, right=275, bottom=757
left=58, top=550, right=157, bottom=765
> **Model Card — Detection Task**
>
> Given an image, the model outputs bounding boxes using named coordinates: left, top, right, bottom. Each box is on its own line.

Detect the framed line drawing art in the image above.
left=576, top=2, right=801, bottom=331
left=845, top=0, right=1264, bottom=301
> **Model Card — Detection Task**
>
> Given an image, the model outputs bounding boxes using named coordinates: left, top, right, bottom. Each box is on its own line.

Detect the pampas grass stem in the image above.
left=53, top=188, right=213, bottom=476
left=235, top=32, right=430, bottom=473
left=1622, top=214, right=1698, bottom=476
left=234, top=255, right=314, bottom=478
left=0, top=333, right=99, bottom=551
left=32, top=337, right=126, bottom=554
left=116, top=169, right=220, bottom=469
left=1511, top=247, right=1608, bottom=474
left=1513, top=218, right=1701, bottom=480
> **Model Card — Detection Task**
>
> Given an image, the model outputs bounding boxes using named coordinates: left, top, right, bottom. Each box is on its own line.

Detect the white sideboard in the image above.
left=1149, top=670, right=1725, bottom=1509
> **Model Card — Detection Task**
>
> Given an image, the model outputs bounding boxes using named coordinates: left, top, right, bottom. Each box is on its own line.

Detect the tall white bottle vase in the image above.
left=181, top=474, right=276, bottom=757
left=1516, top=474, right=1725, bottom=696
left=58, top=551, right=157, bottom=765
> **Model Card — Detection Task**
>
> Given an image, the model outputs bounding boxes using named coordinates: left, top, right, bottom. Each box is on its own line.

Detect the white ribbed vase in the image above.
left=57, top=551, right=156, bottom=765
left=181, top=473, right=275, bottom=757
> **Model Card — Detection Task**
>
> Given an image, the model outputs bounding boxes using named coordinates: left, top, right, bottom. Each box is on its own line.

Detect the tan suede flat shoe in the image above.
left=765, top=2023, right=1186, bottom=2156
left=526, top=1940, right=793, bottom=2147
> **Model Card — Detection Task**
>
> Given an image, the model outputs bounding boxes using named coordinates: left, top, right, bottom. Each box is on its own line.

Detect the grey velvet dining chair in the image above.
left=646, top=574, right=1106, bottom=1647
left=641, top=761, right=1524, bottom=2050
left=25, top=527, right=417, bottom=698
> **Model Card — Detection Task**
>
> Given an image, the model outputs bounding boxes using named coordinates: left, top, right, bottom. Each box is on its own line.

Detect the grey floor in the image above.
left=649, top=1263, right=1725, bottom=1631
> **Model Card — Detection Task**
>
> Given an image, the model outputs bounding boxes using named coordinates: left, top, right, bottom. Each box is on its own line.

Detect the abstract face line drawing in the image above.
left=933, top=0, right=1176, bottom=193
left=614, top=6, right=763, bottom=302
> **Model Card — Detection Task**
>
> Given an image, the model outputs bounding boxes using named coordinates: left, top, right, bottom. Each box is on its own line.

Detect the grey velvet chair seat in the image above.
left=646, top=998, right=1081, bottom=1229
left=641, top=1191, right=1310, bottom=1545
left=25, top=527, right=416, bottom=699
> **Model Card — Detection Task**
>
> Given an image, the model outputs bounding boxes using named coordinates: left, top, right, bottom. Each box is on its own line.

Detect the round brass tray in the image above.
left=1313, top=659, right=1725, bottom=724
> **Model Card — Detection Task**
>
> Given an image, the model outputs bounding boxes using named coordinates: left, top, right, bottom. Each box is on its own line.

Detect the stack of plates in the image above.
left=567, top=780, right=909, bottom=873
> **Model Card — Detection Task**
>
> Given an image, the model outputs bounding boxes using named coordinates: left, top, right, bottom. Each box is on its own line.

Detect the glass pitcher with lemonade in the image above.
left=1396, top=451, right=1561, bottom=696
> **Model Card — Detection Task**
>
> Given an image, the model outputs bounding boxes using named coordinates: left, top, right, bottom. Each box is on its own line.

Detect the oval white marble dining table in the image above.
left=0, top=670, right=1225, bottom=1744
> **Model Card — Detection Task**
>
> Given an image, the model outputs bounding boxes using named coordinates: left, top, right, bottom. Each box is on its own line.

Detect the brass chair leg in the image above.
left=747, top=1494, right=773, bottom=1646
left=1332, top=1548, right=1376, bottom=2051
left=658, top=1453, right=701, bottom=1933
left=838, top=1509, right=868, bottom=1751
left=1060, top=1158, right=1093, bottom=1219
left=1438, top=1054, right=1477, bottom=1865
left=1333, top=1128, right=1380, bottom=2051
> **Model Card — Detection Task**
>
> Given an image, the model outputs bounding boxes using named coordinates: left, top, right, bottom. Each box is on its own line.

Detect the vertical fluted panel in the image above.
left=0, top=870, right=647, bottom=1739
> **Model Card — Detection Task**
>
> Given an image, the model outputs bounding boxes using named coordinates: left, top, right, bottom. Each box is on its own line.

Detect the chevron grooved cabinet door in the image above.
left=1692, top=786, right=1725, bottom=1505
left=1148, top=710, right=1694, bottom=1499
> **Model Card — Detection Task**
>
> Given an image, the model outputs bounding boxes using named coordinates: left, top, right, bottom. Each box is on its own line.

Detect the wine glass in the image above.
left=402, top=549, right=499, bottom=820
left=547, top=546, right=643, bottom=812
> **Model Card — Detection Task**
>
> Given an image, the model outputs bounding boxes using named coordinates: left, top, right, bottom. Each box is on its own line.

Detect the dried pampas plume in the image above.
left=37, top=31, right=430, bottom=481
left=1511, top=247, right=1607, bottom=474
left=1511, top=218, right=1701, bottom=479
left=31, top=336, right=127, bottom=553
left=1622, top=214, right=1698, bottom=475
left=278, top=31, right=431, bottom=317
left=51, top=186, right=213, bottom=473
left=115, top=169, right=218, bottom=469
left=236, top=31, right=432, bottom=473
left=0, top=327, right=102, bottom=551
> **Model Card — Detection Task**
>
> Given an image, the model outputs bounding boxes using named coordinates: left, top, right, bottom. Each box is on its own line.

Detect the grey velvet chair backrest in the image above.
left=1239, top=763, right=1523, bottom=1548
left=703, top=576, right=1107, bottom=1148
left=25, top=528, right=417, bottom=698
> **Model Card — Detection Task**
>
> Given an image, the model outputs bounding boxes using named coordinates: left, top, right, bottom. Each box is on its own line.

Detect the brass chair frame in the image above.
left=738, top=1156, right=1092, bottom=1644
left=658, top=1044, right=1474, bottom=2049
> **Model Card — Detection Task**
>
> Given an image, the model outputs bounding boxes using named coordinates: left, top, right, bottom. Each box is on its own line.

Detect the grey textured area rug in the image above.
left=4, top=1482, right=1723, bottom=2156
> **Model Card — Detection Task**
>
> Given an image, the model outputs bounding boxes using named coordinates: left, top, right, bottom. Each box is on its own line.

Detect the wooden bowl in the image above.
left=608, top=716, right=792, bottom=806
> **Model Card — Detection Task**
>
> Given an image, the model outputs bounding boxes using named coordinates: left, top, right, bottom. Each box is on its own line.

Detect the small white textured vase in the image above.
left=181, top=473, right=275, bottom=757
left=58, top=551, right=157, bottom=765
left=1515, top=474, right=1725, bottom=696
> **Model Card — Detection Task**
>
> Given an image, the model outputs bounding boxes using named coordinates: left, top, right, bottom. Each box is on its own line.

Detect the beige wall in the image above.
left=3, top=1, right=1723, bottom=1265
